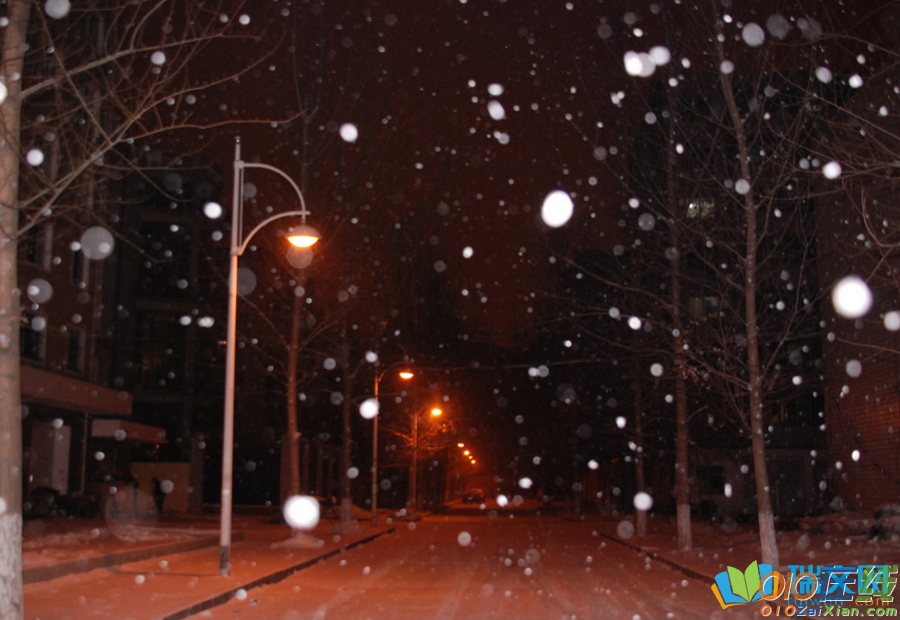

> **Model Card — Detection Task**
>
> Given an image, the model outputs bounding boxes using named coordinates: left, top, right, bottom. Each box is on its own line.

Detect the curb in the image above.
left=594, top=529, right=716, bottom=583
left=556, top=513, right=716, bottom=584
left=23, top=534, right=234, bottom=585
left=161, top=526, right=397, bottom=620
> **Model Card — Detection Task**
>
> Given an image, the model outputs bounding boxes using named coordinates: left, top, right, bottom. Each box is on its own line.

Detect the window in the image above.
left=66, top=329, right=84, bottom=374
left=20, top=314, right=45, bottom=363
left=137, top=311, right=187, bottom=389
left=24, top=223, right=52, bottom=270
left=688, top=295, right=719, bottom=319
left=139, top=221, right=193, bottom=297
left=686, top=199, right=715, bottom=219
left=71, top=249, right=87, bottom=286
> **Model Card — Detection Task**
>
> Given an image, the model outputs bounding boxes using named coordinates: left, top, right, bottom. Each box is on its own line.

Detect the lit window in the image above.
left=686, top=200, right=715, bottom=219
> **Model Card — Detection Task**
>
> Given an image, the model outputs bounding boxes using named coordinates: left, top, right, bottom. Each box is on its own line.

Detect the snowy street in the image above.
left=186, top=507, right=726, bottom=620
left=22, top=502, right=898, bottom=620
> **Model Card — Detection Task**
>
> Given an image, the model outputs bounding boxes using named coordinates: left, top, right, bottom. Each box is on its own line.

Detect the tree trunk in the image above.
left=409, top=407, right=418, bottom=512
left=0, top=3, right=30, bottom=619
left=673, top=371, right=693, bottom=550
left=632, top=373, right=648, bottom=538
left=671, top=239, right=692, bottom=550
left=665, top=55, right=693, bottom=551
left=338, top=348, right=359, bottom=532
left=717, top=36, right=779, bottom=568
left=282, top=292, right=303, bottom=508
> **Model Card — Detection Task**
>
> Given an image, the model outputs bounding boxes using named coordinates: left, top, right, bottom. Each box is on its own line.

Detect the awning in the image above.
left=21, top=366, right=132, bottom=416
left=91, top=419, right=166, bottom=444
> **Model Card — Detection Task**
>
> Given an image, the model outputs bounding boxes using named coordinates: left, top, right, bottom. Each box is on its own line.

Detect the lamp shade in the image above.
left=287, top=224, right=321, bottom=248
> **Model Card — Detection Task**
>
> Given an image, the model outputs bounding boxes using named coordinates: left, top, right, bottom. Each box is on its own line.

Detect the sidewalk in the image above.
left=23, top=510, right=395, bottom=620
left=565, top=510, right=900, bottom=581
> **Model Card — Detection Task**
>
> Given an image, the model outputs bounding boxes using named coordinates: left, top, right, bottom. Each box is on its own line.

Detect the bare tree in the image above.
left=802, top=12, right=900, bottom=508
left=553, top=1, right=890, bottom=568
left=0, top=2, right=285, bottom=616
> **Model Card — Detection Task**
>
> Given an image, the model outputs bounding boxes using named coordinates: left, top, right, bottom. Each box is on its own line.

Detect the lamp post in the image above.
left=371, top=366, right=413, bottom=527
left=410, top=407, right=442, bottom=515
left=220, top=138, right=320, bottom=577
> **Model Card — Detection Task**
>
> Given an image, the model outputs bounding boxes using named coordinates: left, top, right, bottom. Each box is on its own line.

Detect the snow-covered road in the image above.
left=188, top=509, right=743, bottom=620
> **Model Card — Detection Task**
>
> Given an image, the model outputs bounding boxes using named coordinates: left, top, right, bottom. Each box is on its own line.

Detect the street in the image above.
left=187, top=506, right=738, bottom=620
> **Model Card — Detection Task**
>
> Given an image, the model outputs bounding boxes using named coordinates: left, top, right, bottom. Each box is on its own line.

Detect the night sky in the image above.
left=173, top=0, right=632, bottom=336
left=139, top=0, right=646, bottom=484
left=139, top=0, right=900, bottom=496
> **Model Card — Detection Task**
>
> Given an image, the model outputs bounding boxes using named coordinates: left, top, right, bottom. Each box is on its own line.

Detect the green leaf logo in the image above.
left=712, top=561, right=772, bottom=608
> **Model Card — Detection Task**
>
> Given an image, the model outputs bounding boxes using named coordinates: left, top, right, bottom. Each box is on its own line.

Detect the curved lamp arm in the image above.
left=236, top=210, right=311, bottom=256
left=238, top=161, right=309, bottom=221
left=231, top=138, right=316, bottom=256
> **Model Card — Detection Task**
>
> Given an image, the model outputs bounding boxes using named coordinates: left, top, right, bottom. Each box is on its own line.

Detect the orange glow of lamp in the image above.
left=287, top=224, right=321, bottom=248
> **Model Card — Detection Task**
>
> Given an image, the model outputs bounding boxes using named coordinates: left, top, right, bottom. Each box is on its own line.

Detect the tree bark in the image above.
left=632, top=372, right=648, bottom=538
left=282, top=292, right=303, bottom=508
left=717, top=36, right=779, bottom=569
left=653, top=1, right=693, bottom=552
left=670, top=216, right=693, bottom=551
left=665, top=61, right=693, bottom=551
left=409, top=409, right=418, bottom=513
left=0, top=3, right=30, bottom=619
left=337, top=343, right=360, bottom=532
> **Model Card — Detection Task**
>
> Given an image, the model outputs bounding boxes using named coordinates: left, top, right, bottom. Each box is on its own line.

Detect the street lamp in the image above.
left=220, top=138, right=320, bottom=577
left=371, top=366, right=413, bottom=527
left=409, top=407, right=442, bottom=515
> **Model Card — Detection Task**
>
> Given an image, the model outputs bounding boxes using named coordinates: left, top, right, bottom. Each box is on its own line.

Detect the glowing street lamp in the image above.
left=371, top=366, right=414, bottom=527
left=220, top=138, right=320, bottom=577
left=409, top=406, right=443, bottom=514
left=287, top=224, right=321, bottom=248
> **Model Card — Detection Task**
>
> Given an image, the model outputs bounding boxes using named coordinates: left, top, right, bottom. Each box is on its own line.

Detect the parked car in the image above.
left=462, top=488, right=485, bottom=503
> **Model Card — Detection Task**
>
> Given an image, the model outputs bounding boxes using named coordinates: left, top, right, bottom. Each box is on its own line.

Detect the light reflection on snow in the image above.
left=831, top=275, right=872, bottom=318
left=339, top=123, right=358, bottom=143
left=26, top=148, right=44, bottom=166
left=283, top=495, right=320, bottom=530
left=624, top=51, right=655, bottom=77
left=741, top=23, right=766, bottom=47
left=203, top=202, right=223, bottom=219
left=27, top=279, right=53, bottom=304
left=540, top=190, right=573, bottom=228
left=617, top=520, right=635, bottom=539
left=44, top=0, right=71, bottom=19
left=359, top=398, right=379, bottom=420
left=633, top=492, right=653, bottom=511
left=822, top=161, right=842, bottom=179
left=80, top=226, right=115, bottom=260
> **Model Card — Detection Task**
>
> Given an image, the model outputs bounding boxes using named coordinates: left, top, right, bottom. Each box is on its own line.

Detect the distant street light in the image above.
left=220, top=138, right=320, bottom=577
left=409, top=407, right=442, bottom=515
left=371, top=365, right=413, bottom=527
